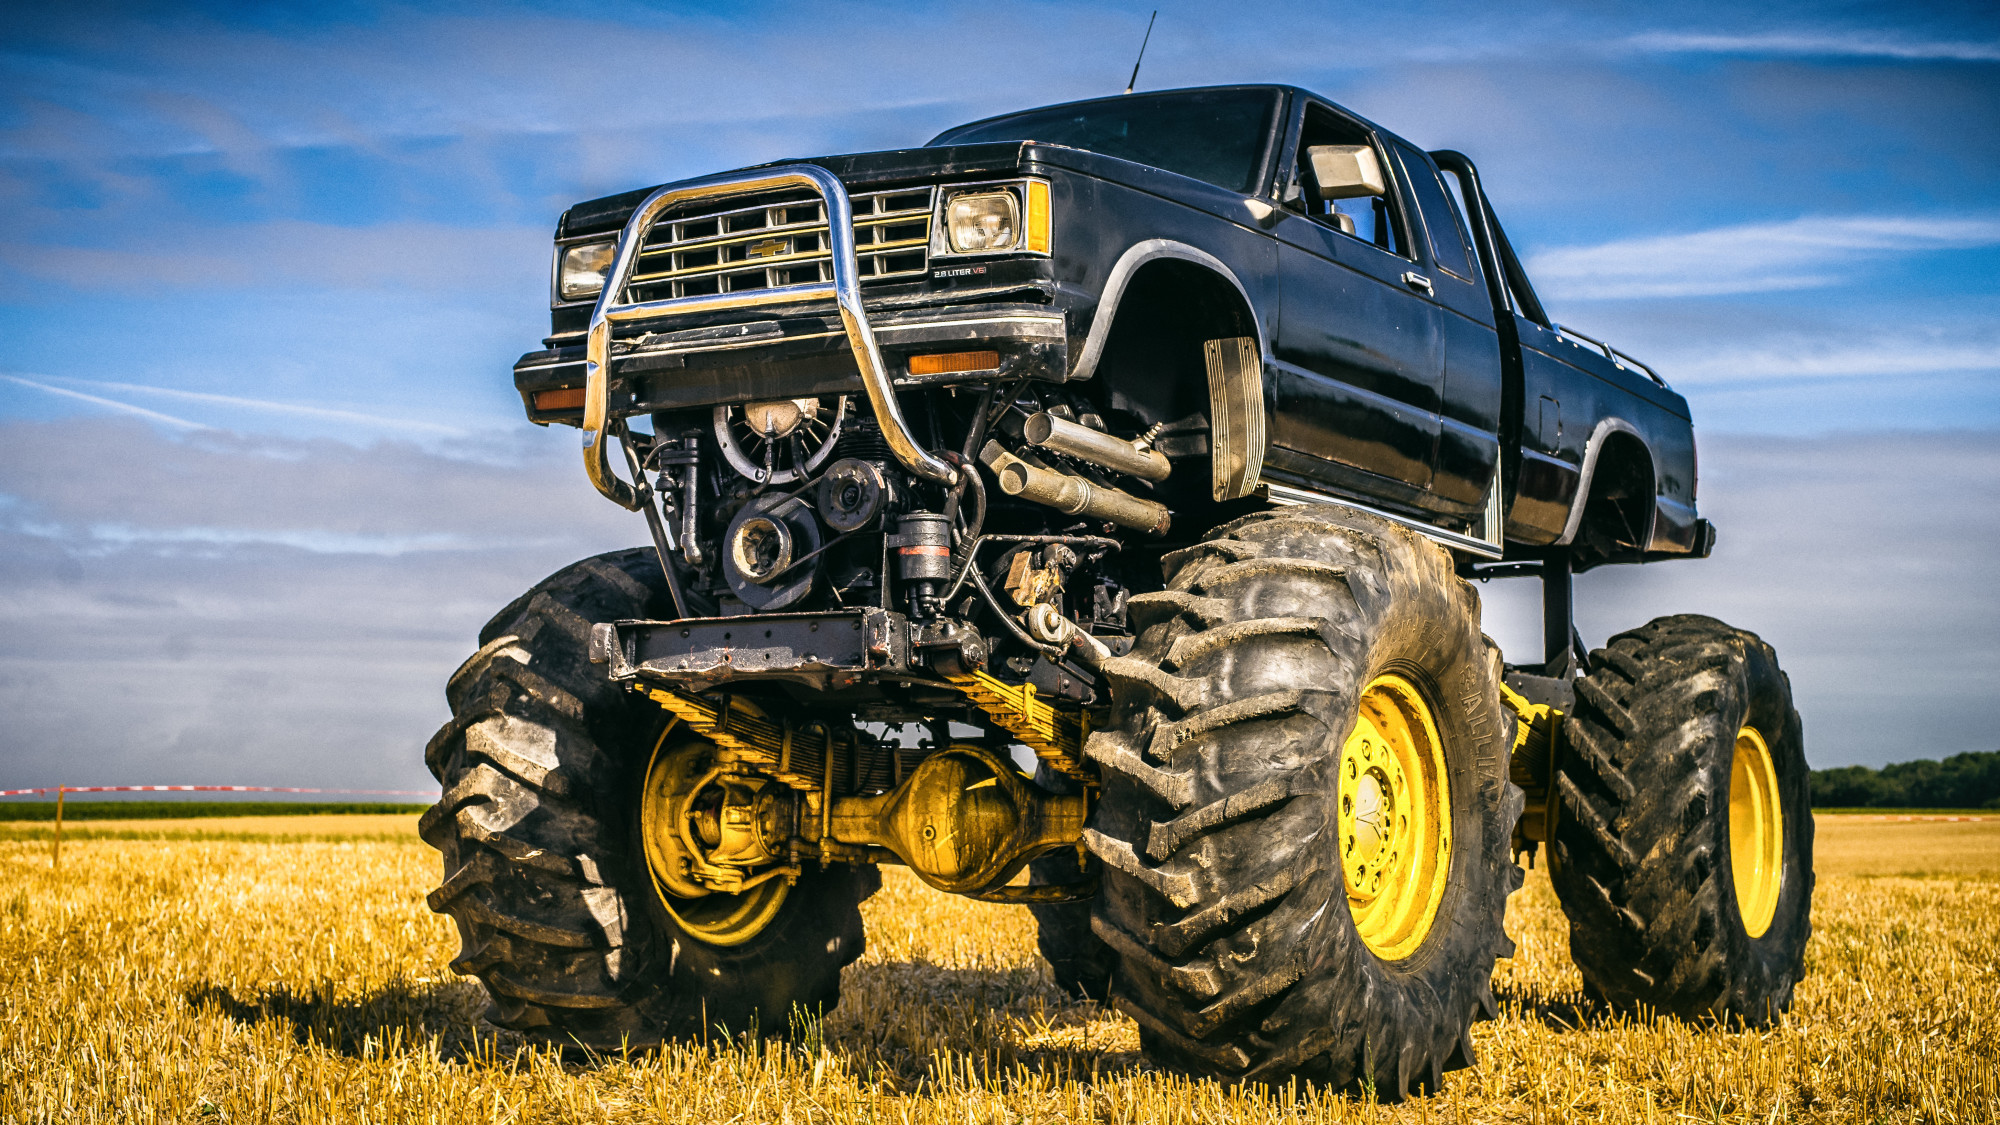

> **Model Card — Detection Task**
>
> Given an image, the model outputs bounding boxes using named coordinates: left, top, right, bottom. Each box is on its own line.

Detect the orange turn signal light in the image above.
left=1025, top=180, right=1050, bottom=254
left=533, top=387, right=587, bottom=412
left=908, top=350, right=1000, bottom=377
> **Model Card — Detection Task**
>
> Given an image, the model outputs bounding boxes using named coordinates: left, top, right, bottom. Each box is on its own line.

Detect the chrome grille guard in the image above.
left=583, top=164, right=957, bottom=510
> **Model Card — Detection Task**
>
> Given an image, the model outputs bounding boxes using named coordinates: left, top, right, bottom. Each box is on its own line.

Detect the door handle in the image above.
left=1401, top=271, right=1434, bottom=294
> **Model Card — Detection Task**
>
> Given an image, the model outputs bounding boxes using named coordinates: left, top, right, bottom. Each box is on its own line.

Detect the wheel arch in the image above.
left=1070, top=239, right=1269, bottom=384
left=1556, top=419, right=1659, bottom=555
left=1071, top=242, right=1269, bottom=500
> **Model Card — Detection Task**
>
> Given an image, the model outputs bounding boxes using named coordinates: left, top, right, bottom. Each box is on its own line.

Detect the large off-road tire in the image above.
left=421, top=548, right=879, bottom=1047
left=1085, top=509, right=1523, bottom=1096
left=1550, top=614, right=1812, bottom=1025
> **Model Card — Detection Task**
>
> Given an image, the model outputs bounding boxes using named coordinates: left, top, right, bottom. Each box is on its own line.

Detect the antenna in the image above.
left=1124, top=10, right=1158, bottom=94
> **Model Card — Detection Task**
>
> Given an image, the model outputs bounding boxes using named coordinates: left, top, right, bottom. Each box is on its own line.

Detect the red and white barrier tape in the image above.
left=0, top=785, right=430, bottom=797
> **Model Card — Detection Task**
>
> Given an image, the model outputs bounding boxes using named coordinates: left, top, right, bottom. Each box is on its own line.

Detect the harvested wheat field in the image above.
left=1, top=814, right=1994, bottom=1123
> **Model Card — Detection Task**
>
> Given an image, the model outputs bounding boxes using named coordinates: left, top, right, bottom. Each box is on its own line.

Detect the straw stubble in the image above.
left=0, top=815, right=1993, bottom=1122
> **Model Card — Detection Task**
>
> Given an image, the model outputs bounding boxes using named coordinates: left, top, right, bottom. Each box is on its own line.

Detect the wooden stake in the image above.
left=52, top=785, right=64, bottom=869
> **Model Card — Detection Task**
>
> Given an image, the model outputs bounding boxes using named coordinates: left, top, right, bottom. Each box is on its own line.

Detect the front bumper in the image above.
left=597, top=608, right=913, bottom=694
left=517, top=302, right=1068, bottom=423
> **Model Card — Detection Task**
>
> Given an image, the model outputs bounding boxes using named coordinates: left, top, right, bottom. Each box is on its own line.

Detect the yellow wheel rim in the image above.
left=1340, top=674, right=1452, bottom=961
left=641, top=732, right=790, bottom=947
left=1729, top=725, right=1784, bottom=939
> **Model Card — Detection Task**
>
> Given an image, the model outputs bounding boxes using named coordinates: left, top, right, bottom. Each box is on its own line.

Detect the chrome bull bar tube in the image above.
left=583, top=164, right=957, bottom=510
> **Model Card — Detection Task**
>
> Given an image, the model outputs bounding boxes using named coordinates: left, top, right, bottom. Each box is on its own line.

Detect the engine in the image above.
left=625, top=378, right=1205, bottom=718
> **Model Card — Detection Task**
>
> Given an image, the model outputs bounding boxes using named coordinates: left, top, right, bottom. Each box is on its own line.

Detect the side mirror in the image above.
left=1306, top=144, right=1385, bottom=200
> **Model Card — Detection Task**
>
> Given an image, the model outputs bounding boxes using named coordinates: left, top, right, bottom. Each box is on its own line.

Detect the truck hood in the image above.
left=557, top=140, right=1265, bottom=239
left=558, top=142, right=1039, bottom=238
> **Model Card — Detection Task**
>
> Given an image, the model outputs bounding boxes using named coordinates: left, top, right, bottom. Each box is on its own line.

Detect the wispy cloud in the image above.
left=55, top=377, right=465, bottom=436
left=0, top=414, right=642, bottom=791
left=4, top=372, right=471, bottom=437
left=1, top=373, right=205, bottom=429
left=1626, top=30, right=2000, bottom=62
left=75, top=524, right=512, bottom=556
left=0, top=416, right=634, bottom=549
left=1667, top=340, right=2000, bottom=385
left=0, top=221, right=548, bottom=294
left=1528, top=214, right=2000, bottom=300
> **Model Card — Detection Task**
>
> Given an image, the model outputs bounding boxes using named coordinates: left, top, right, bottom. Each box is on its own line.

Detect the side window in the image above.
left=1289, top=106, right=1409, bottom=258
left=1391, top=142, right=1475, bottom=282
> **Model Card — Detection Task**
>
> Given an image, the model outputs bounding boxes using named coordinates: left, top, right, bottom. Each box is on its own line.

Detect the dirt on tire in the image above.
left=1082, top=509, right=1522, bottom=1097
left=422, top=548, right=878, bottom=1048
left=1550, top=614, right=1813, bottom=1024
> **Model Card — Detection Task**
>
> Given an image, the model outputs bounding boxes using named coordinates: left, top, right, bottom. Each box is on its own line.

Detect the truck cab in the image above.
left=515, top=84, right=1709, bottom=582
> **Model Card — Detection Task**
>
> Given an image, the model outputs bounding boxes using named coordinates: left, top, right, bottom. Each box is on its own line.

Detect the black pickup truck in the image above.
left=427, top=85, right=1808, bottom=1096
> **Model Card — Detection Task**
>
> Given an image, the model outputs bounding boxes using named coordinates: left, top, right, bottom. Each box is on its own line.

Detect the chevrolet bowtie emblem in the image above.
left=745, top=238, right=788, bottom=260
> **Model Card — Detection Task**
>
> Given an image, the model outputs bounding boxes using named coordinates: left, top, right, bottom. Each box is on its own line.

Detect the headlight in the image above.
left=945, top=191, right=1020, bottom=253
left=557, top=241, right=616, bottom=301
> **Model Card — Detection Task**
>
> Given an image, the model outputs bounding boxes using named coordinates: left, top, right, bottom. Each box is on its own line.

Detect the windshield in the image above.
left=928, top=88, right=1282, bottom=195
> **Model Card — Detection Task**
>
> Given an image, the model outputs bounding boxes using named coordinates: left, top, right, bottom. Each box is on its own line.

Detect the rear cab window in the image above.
left=1390, top=141, right=1477, bottom=284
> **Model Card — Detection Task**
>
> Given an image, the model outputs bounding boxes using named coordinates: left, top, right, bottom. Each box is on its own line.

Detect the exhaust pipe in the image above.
left=981, top=442, right=1170, bottom=535
left=1022, top=412, right=1170, bottom=481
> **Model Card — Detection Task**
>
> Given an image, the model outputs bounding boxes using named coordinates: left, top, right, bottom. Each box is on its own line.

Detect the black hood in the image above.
left=557, top=141, right=1036, bottom=238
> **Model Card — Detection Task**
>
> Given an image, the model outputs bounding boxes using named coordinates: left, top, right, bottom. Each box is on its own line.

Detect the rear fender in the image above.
left=1557, top=421, right=1658, bottom=550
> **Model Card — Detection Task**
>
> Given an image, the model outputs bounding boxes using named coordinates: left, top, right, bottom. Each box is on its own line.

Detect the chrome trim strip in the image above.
left=630, top=328, right=844, bottom=357
left=611, top=313, right=1068, bottom=361
left=632, top=185, right=934, bottom=300
left=556, top=186, right=934, bottom=311
left=584, top=165, right=956, bottom=510
left=639, top=207, right=928, bottom=262
left=1550, top=322, right=1669, bottom=389
left=1261, top=481, right=1504, bottom=560
left=630, top=236, right=930, bottom=284
left=879, top=313, right=1065, bottom=337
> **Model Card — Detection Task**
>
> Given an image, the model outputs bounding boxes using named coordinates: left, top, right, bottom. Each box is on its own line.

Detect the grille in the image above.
left=624, top=186, right=934, bottom=303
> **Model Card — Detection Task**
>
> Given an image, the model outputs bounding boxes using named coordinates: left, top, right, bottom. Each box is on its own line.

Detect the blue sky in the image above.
left=1, top=0, right=1997, bottom=790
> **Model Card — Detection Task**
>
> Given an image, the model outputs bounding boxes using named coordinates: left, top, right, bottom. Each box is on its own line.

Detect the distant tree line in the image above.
left=1811, top=751, right=2000, bottom=809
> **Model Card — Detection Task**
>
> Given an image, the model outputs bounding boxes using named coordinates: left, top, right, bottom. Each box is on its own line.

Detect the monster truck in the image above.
left=425, top=84, right=1812, bottom=1094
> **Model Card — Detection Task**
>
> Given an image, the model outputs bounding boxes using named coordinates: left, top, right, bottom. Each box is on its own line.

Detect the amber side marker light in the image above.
left=534, top=387, right=587, bottom=411
left=1025, top=181, right=1051, bottom=254
left=908, top=351, right=1000, bottom=376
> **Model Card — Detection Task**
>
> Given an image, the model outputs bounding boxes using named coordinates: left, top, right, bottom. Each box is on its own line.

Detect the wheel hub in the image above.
left=1729, top=725, right=1784, bottom=939
left=641, top=733, right=794, bottom=947
left=1339, top=674, right=1452, bottom=960
left=1344, top=762, right=1402, bottom=898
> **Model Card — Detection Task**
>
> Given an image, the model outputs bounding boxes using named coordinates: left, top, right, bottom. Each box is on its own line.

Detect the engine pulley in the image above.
left=816, top=457, right=892, bottom=531
left=722, top=493, right=822, bottom=610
